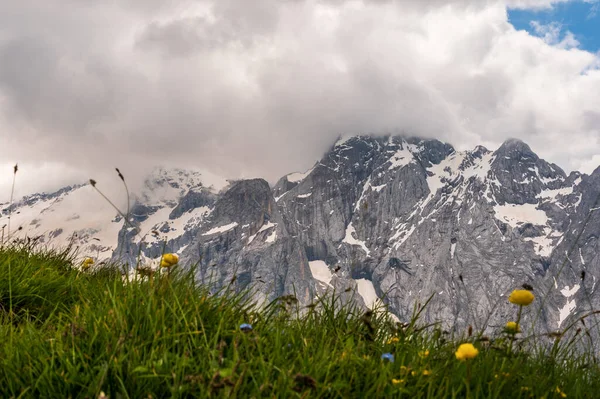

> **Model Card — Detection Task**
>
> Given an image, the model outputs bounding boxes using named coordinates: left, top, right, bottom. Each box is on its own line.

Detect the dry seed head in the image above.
left=115, top=168, right=125, bottom=181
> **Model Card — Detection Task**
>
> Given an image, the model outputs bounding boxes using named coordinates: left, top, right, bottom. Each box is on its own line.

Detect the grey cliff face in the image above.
left=541, top=167, right=600, bottom=332
left=170, top=135, right=597, bottom=334
left=181, top=178, right=314, bottom=306
left=5, top=136, right=599, bottom=336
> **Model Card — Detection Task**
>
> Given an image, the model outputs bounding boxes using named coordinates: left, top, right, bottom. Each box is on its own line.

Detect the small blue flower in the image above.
left=240, top=323, right=253, bottom=332
left=381, top=353, right=394, bottom=363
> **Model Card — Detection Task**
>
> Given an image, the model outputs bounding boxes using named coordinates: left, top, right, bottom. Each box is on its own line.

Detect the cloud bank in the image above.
left=1, top=0, right=599, bottom=200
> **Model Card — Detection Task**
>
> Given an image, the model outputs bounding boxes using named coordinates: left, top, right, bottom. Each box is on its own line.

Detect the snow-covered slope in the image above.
left=0, top=184, right=123, bottom=257
left=0, top=167, right=228, bottom=266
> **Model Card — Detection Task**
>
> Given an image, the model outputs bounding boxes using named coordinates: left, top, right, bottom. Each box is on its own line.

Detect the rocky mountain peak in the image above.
left=496, top=138, right=534, bottom=155
left=489, top=139, right=566, bottom=205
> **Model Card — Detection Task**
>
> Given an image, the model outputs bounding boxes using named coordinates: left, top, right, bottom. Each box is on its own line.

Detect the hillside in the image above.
left=0, top=245, right=598, bottom=398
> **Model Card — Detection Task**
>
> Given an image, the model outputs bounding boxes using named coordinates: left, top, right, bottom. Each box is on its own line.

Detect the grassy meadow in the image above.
left=0, top=243, right=599, bottom=398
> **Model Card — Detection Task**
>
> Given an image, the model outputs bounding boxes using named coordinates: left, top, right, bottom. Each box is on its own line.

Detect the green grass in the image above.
left=1, top=245, right=599, bottom=398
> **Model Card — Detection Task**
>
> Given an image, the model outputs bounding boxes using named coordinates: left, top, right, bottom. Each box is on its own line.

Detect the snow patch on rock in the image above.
left=309, top=260, right=333, bottom=288
left=247, top=222, right=277, bottom=244
left=493, top=203, right=548, bottom=228
left=558, top=300, right=576, bottom=328
left=387, top=146, right=414, bottom=170
left=342, top=223, right=370, bottom=255
left=557, top=284, right=580, bottom=328
left=355, top=278, right=379, bottom=309
left=203, top=222, right=238, bottom=236
left=287, top=167, right=314, bottom=183
left=265, top=229, right=277, bottom=243
left=561, top=284, right=580, bottom=298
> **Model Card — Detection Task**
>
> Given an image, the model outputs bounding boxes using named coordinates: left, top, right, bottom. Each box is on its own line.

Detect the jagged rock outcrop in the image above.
left=183, top=179, right=314, bottom=305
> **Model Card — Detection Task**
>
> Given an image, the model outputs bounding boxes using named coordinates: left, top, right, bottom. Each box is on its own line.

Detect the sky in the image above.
left=1, top=0, right=600, bottom=201
left=509, top=1, right=600, bottom=51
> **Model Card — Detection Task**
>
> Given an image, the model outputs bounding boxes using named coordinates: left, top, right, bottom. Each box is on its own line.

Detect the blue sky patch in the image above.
left=508, top=1, right=600, bottom=52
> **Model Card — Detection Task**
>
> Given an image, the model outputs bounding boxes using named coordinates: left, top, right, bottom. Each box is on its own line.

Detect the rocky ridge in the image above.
left=2, top=136, right=599, bottom=334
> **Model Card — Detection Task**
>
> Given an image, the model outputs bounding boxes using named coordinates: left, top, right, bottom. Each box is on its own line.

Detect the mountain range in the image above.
left=2, top=135, right=599, bottom=335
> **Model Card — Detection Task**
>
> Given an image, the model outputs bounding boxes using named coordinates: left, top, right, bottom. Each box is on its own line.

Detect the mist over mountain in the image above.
left=2, top=134, right=599, bottom=335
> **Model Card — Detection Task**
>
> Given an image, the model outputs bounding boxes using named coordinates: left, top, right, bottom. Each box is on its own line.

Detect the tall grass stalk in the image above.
left=6, top=163, right=17, bottom=242
left=6, top=164, right=18, bottom=345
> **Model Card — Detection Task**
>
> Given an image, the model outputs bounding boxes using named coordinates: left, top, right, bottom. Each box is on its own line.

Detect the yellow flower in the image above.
left=392, top=378, right=404, bottom=385
left=508, top=290, right=535, bottom=306
left=160, top=253, right=179, bottom=268
left=556, top=387, right=567, bottom=398
left=387, top=337, right=400, bottom=344
left=505, top=321, right=520, bottom=333
left=82, top=257, right=94, bottom=271
left=455, top=343, right=478, bottom=361
left=422, top=370, right=431, bottom=376
left=418, top=349, right=430, bottom=358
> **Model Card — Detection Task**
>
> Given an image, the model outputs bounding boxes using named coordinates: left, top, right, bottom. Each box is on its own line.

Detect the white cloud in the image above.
left=577, top=154, right=600, bottom=175
left=587, top=2, right=599, bottom=19
left=529, top=21, right=580, bottom=49
left=0, top=162, right=88, bottom=203
left=0, top=0, right=599, bottom=200
left=505, top=0, right=572, bottom=9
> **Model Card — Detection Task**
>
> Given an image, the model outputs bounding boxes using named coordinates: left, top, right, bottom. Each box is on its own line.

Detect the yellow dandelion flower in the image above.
left=455, top=343, right=478, bottom=361
left=387, top=337, right=400, bottom=344
left=411, top=371, right=417, bottom=377
left=422, top=370, right=431, bottom=376
left=508, top=289, right=534, bottom=306
left=392, top=378, right=404, bottom=385
left=505, top=321, right=520, bottom=333
left=556, top=387, right=567, bottom=398
left=418, top=349, right=430, bottom=358
left=82, top=257, right=94, bottom=271
left=160, top=253, right=179, bottom=268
